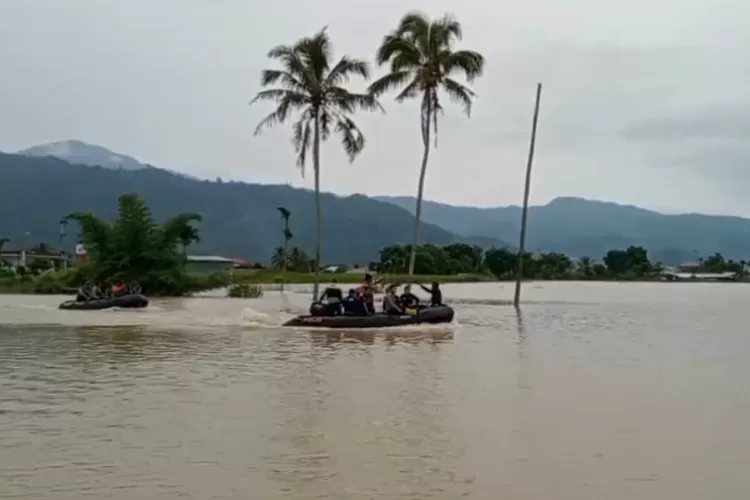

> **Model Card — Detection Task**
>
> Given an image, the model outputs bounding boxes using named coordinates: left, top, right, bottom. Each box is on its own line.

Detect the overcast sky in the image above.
left=1, top=0, right=748, bottom=215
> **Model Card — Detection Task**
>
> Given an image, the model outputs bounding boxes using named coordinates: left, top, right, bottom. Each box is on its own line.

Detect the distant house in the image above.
left=678, top=261, right=701, bottom=273
left=1, top=248, right=67, bottom=269
left=231, top=258, right=253, bottom=269
left=660, top=270, right=737, bottom=282
left=186, top=255, right=235, bottom=274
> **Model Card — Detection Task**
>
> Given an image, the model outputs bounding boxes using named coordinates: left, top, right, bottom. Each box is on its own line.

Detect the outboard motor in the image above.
left=309, top=301, right=327, bottom=317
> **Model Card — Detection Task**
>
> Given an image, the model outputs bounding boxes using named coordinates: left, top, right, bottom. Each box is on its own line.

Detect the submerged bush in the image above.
left=227, top=283, right=263, bottom=298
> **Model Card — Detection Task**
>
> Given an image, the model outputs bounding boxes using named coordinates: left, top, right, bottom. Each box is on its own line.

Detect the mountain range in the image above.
left=376, top=195, right=750, bottom=263
left=0, top=146, right=501, bottom=264
left=3, top=140, right=750, bottom=265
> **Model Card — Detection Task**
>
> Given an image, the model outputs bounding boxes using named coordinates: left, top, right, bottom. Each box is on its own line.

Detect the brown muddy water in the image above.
left=1, top=282, right=749, bottom=499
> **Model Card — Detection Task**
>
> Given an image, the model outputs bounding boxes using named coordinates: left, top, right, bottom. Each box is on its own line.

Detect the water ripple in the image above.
left=2, top=282, right=750, bottom=498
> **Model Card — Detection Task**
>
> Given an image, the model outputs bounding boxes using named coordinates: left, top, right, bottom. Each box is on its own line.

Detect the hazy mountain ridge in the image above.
left=19, top=140, right=198, bottom=180
left=375, top=195, right=750, bottom=263
left=0, top=152, right=503, bottom=263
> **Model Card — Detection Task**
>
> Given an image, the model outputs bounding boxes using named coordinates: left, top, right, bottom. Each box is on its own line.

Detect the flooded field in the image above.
left=1, top=282, right=749, bottom=499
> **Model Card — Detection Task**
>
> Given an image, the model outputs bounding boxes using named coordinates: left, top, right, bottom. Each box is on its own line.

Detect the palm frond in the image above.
left=162, top=213, right=202, bottom=248
left=432, top=14, right=462, bottom=43
left=254, top=29, right=378, bottom=179
left=266, top=44, right=313, bottom=87
left=291, top=116, right=312, bottom=174
left=335, top=116, right=366, bottom=162
left=396, top=12, right=431, bottom=50
left=326, top=56, right=370, bottom=85
left=395, top=77, right=421, bottom=102
left=441, top=50, right=485, bottom=82
left=260, top=69, right=310, bottom=94
left=65, top=212, right=114, bottom=257
left=252, top=90, right=309, bottom=135
left=295, top=27, right=332, bottom=84
left=276, top=206, right=291, bottom=220
left=368, top=70, right=413, bottom=97
left=254, top=106, right=290, bottom=136
left=376, top=34, right=422, bottom=68
left=249, top=88, right=308, bottom=106
left=442, top=77, right=475, bottom=116
left=328, top=88, right=384, bottom=113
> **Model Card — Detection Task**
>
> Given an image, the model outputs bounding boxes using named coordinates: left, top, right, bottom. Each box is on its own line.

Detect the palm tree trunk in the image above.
left=408, top=95, right=432, bottom=277
left=312, top=109, right=322, bottom=300
left=281, top=221, right=288, bottom=293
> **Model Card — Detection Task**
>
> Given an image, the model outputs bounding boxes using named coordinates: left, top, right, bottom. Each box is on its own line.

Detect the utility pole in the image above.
left=513, top=83, right=543, bottom=308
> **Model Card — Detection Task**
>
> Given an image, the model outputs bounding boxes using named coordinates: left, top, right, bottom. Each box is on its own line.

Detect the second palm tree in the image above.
left=370, top=12, right=484, bottom=277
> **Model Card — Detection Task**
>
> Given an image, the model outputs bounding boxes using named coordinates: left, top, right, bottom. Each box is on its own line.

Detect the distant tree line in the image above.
left=367, top=244, right=749, bottom=280
left=2, top=194, right=229, bottom=295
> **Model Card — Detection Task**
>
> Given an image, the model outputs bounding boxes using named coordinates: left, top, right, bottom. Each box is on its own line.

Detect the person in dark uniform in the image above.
left=419, top=282, right=443, bottom=307
left=342, top=288, right=367, bottom=316
left=400, top=284, right=420, bottom=310
left=319, top=280, right=343, bottom=315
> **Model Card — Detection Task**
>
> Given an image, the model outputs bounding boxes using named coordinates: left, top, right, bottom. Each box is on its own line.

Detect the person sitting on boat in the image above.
left=419, top=282, right=443, bottom=307
left=111, top=279, right=128, bottom=298
left=318, top=279, right=343, bottom=316
left=355, top=273, right=376, bottom=314
left=383, top=285, right=404, bottom=315
left=342, top=288, right=368, bottom=316
left=400, top=284, right=420, bottom=311
left=76, top=281, right=94, bottom=302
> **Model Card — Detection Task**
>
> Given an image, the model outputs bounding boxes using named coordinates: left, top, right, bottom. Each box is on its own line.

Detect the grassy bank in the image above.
left=0, top=268, right=231, bottom=296
left=231, top=269, right=494, bottom=285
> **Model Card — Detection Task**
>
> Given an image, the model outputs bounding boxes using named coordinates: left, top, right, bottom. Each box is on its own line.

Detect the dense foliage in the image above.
left=271, top=245, right=314, bottom=272
left=65, top=193, right=208, bottom=295
left=370, top=12, right=484, bottom=275
left=370, top=244, right=749, bottom=280
left=0, top=153, right=492, bottom=264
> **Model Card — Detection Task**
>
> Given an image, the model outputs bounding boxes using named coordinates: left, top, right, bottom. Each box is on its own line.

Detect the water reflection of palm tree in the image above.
left=261, top=334, right=338, bottom=495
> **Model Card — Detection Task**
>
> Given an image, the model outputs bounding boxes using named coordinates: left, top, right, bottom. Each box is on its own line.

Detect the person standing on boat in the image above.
left=419, top=282, right=443, bottom=307
left=355, top=273, right=376, bottom=314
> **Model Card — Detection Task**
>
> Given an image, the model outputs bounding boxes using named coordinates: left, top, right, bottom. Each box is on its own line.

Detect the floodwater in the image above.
left=1, top=282, right=749, bottom=499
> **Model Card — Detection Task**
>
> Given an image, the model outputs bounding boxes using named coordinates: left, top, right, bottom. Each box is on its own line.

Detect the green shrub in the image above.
left=227, top=283, right=263, bottom=298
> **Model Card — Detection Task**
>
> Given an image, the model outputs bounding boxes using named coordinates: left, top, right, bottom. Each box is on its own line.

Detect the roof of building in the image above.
left=186, top=255, right=235, bottom=263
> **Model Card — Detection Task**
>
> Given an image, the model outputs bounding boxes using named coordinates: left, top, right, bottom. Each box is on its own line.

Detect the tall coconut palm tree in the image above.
left=251, top=28, right=382, bottom=299
left=369, top=12, right=484, bottom=277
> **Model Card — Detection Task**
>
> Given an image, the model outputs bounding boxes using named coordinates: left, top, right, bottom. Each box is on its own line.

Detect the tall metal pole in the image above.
left=513, top=83, right=543, bottom=308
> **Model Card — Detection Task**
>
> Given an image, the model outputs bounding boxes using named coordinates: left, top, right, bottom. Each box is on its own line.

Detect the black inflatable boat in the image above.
left=283, top=305, right=455, bottom=329
left=58, top=294, right=149, bottom=311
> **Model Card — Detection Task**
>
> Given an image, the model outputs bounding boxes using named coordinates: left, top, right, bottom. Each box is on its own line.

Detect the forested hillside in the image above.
left=0, top=153, right=499, bottom=264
